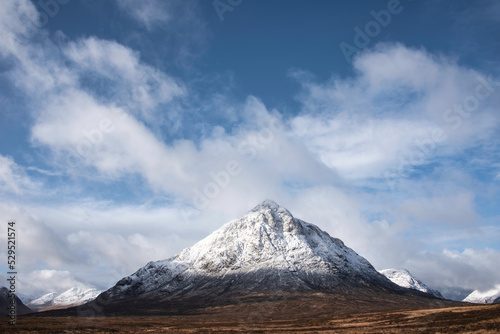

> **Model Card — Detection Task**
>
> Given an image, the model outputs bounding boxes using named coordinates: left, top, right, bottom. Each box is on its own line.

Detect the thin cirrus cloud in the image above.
left=0, top=155, right=36, bottom=195
left=63, top=36, right=186, bottom=118
left=115, top=0, right=209, bottom=66
left=116, top=0, right=172, bottom=31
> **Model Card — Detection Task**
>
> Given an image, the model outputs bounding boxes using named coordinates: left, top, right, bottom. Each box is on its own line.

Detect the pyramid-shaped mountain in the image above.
left=48, top=200, right=455, bottom=317
left=104, top=200, right=397, bottom=301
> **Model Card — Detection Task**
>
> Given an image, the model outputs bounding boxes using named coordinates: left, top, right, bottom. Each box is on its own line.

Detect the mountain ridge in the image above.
left=463, top=285, right=500, bottom=304
left=380, top=268, right=444, bottom=299
left=37, top=200, right=457, bottom=317
left=28, top=287, right=101, bottom=312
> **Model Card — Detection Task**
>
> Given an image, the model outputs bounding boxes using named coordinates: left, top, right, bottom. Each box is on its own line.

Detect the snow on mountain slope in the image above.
left=379, top=268, right=444, bottom=299
left=28, top=292, right=57, bottom=306
left=53, top=287, right=101, bottom=305
left=463, top=285, right=500, bottom=304
left=28, top=287, right=101, bottom=311
left=103, top=200, right=401, bottom=302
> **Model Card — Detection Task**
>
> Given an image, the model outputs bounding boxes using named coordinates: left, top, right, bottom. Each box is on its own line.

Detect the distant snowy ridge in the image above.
left=28, top=287, right=101, bottom=311
left=463, top=285, right=500, bottom=304
left=379, top=268, right=443, bottom=299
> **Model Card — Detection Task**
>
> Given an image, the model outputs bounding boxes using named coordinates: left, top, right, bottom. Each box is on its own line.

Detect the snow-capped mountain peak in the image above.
left=172, top=198, right=368, bottom=274
left=28, top=292, right=57, bottom=306
left=379, top=268, right=443, bottom=298
left=463, top=285, right=500, bottom=304
left=103, top=200, right=399, bottom=301
left=28, top=287, right=101, bottom=311
left=52, top=287, right=101, bottom=305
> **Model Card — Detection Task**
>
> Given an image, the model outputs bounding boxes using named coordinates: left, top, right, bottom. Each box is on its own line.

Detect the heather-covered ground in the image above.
left=3, top=303, right=499, bottom=333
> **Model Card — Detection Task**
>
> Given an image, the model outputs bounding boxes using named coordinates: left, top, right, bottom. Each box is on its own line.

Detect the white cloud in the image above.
left=291, top=115, right=435, bottom=180
left=19, top=270, right=92, bottom=298
left=116, top=0, right=171, bottom=31
left=291, top=44, right=500, bottom=182
left=65, top=37, right=144, bottom=79
left=0, top=2, right=190, bottom=196
left=30, top=89, right=196, bottom=194
left=66, top=231, right=175, bottom=275
left=0, top=3, right=76, bottom=95
left=396, top=192, right=477, bottom=227
left=406, top=248, right=500, bottom=292
left=0, top=0, right=39, bottom=55
left=0, top=200, right=209, bottom=295
left=64, top=36, right=185, bottom=118
left=354, top=44, right=442, bottom=94
left=0, top=155, right=40, bottom=195
left=0, top=203, right=74, bottom=269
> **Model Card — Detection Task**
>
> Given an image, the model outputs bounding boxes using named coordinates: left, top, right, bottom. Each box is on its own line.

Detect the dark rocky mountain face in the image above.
left=0, top=286, right=32, bottom=316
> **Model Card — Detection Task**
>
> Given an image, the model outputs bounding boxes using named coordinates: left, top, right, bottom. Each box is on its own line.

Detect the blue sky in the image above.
left=0, top=0, right=499, bottom=299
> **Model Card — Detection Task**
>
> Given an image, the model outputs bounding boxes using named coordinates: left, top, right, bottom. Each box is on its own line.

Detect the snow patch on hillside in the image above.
left=463, top=285, right=500, bottom=304
left=28, top=287, right=101, bottom=311
left=379, top=268, right=443, bottom=298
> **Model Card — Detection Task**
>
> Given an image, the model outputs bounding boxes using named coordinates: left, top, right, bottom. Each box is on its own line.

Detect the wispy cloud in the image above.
left=0, top=155, right=41, bottom=195
left=290, top=44, right=500, bottom=185
left=20, top=270, right=94, bottom=297
left=116, top=0, right=172, bottom=31
left=115, top=0, right=209, bottom=66
left=407, top=248, right=500, bottom=292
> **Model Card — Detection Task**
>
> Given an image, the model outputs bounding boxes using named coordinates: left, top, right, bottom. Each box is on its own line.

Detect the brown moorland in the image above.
left=3, top=297, right=499, bottom=333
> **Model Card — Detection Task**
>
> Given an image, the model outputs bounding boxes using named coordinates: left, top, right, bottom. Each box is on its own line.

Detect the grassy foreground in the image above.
left=2, top=303, right=499, bottom=333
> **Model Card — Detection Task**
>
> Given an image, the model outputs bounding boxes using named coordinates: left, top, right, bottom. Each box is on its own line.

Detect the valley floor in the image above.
left=2, top=303, right=499, bottom=333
